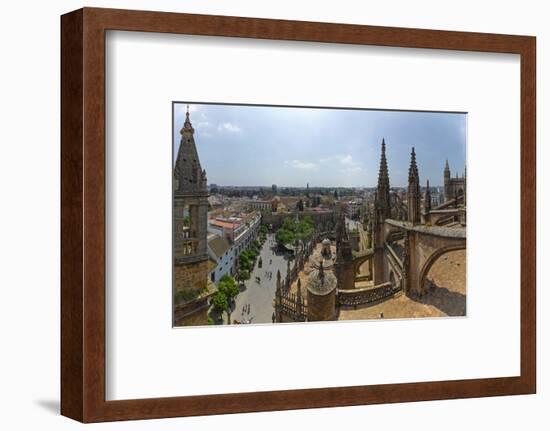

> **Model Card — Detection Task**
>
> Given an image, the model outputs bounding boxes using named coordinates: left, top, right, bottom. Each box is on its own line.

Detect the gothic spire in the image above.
left=424, top=179, right=432, bottom=213
left=335, top=204, right=349, bottom=244
left=181, top=104, right=194, bottom=135
left=444, top=159, right=451, bottom=179
left=376, top=138, right=391, bottom=221
left=174, top=106, right=207, bottom=195
left=408, top=147, right=419, bottom=181
left=378, top=138, right=390, bottom=186
left=407, top=147, right=421, bottom=224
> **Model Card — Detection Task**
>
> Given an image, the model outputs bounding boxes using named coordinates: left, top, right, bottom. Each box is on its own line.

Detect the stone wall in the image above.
left=174, top=260, right=209, bottom=292
left=174, top=298, right=210, bottom=326
left=307, top=288, right=336, bottom=321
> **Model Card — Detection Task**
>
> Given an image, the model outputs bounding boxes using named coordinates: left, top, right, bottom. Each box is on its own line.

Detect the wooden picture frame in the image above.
left=61, top=7, right=536, bottom=423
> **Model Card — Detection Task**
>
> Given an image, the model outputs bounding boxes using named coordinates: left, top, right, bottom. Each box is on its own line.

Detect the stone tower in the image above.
left=173, top=106, right=214, bottom=326
left=306, top=261, right=337, bottom=322
left=407, top=147, right=421, bottom=224
left=443, top=160, right=466, bottom=203
left=444, top=159, right=451, bottom=200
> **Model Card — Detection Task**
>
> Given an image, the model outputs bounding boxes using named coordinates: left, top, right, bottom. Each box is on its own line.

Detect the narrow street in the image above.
left=226, top=233, right=289, bottom=324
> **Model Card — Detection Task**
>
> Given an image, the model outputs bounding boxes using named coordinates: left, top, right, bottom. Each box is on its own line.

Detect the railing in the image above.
left=278, top=291, right=307, bottom=322
left=338, top=282, right=400, bottom=307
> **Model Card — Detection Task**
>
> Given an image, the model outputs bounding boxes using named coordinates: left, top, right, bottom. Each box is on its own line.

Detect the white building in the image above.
left=244, top=199, right=272, bottom=211
left=207, top=234, right=233, bottom=283
left=207, top=213, right=262, bottom=281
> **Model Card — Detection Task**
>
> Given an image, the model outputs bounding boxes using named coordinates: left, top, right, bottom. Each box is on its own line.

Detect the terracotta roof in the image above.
left=209, top=219, right=241, bottom=230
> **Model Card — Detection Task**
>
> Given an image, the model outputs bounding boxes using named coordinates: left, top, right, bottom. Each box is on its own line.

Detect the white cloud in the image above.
left=318, top=154, right=361, bottom=168
left=342, top=166, right=362, bottom=173
left=339, top=154, right=354, bottom=165
left=284, top=160, right=319, bottom=170
left=218, top=122, right=241, bottom=133
left=195, top=121, right=212, bottom=129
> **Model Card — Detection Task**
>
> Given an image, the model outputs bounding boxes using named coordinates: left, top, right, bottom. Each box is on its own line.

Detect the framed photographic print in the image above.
left=61, top=7, right=536, bottom=422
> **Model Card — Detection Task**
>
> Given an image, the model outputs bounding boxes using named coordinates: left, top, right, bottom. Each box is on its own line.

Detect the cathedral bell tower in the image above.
left=173, top=106, right=214, bottom=326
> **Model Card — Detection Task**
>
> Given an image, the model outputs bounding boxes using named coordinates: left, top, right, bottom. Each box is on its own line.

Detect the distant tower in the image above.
left=424, top=179, right=432, bottom=213
left=306, top=182, right=310, bottom=198
left=173, top=106, right=213, bottom=326
left=375, top=138, right=391, bottom=223
left=444, top=159, right=452, bottom=201
left=443, top=159, right=466, bottom=203
left=407, top=147, right=421, bottom=224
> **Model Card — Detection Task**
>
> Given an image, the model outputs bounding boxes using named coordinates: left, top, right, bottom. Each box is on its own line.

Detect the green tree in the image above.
left=218, top=275, right=239, bottom=299
left=275, top=215, right=315, bottom=245
left=282, top=217, right=295, bottom=230
left=248, top=246, right=259, bottom=258
left=239, top=252, right=252, bottom=271
left=239, top=269, right=250, bottom=280
left=211, top=291, right=228, bottom=313
left=275, top=227, right=295, bottom=245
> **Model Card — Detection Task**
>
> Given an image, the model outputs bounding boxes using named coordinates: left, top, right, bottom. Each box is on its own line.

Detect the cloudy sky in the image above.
left=173, top=103, right=466, bottom=188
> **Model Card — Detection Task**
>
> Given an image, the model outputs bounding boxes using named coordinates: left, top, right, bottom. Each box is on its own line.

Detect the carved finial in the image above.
left=181, top=104, right=194, bottom=135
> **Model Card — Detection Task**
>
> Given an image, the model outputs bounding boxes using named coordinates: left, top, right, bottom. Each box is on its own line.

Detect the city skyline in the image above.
left=173, top=101, right=467, bottom=327
left=173, top=103, right=467, bottom=188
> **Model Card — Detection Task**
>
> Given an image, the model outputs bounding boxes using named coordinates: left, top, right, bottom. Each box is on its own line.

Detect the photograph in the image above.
left=172, top=103, right=467, bottom=327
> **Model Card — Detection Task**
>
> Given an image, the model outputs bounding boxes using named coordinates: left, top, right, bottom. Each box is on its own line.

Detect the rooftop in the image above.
left=207, top=235, right=232, bottom=257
